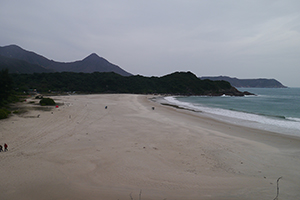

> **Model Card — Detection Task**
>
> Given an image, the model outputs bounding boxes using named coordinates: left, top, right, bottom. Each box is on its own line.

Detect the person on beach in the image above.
left=0, top=145, right=2, bottom=152
left=4, top=143, right=8, bottom=151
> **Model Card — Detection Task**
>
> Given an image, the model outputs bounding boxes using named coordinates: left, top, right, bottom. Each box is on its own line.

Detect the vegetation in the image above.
left=0, top=108, right=11, bottom=119
left=0, top=69, right=16, bottom=119
left=0, top=70, right=248, bottom=120
left=10, top=71, right=240, bottom=96
left=39, top=97, right=56, bottom=106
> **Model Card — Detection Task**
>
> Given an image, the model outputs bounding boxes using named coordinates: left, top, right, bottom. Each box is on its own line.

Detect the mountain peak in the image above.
left=4, top=44, right=21, bottom=49
left=0, top=45, right=132, bottom=76
left=84, top=53, right=100, bottom=60
left=82, top=53, right=107, bottom=65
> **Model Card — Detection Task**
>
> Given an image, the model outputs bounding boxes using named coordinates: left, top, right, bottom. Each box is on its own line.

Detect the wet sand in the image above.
left=0, top=94, right=299, bottom=200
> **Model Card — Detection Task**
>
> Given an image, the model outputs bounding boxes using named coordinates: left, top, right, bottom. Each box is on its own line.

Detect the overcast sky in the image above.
left=1, top=0, right=300, bottom=87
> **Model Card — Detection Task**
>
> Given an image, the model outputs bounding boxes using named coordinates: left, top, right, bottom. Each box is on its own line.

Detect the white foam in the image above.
left=164, top=96, right=202, bottom=111
left=164, top=96, right=300, bottom=136
left=287, top=117, right=300, bottom=122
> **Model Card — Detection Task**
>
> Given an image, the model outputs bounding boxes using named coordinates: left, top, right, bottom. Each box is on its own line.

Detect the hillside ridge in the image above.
left=0, top=45, right=132, bottom=76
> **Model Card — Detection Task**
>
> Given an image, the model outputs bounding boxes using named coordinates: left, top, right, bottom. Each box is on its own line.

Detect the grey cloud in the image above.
left=1, top=0, right=300, bottom=86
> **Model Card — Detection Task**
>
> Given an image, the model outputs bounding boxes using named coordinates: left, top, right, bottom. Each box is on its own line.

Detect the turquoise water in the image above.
left=164, top=88, right=300, bottom=136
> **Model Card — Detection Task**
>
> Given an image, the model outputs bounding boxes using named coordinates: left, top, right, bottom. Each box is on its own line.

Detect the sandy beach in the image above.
left=0, top=94, right=299, bottom=200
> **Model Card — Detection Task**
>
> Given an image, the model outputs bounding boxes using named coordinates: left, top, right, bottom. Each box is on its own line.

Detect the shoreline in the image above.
left=0, top=94, right=300, bottom=199
left=156, top=95, right=300, bottom=138
left=152, top=95, right=300, bottom=149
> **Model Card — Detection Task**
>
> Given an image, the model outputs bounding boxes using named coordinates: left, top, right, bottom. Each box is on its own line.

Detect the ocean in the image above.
left=162, top=88, right=300, bottom=137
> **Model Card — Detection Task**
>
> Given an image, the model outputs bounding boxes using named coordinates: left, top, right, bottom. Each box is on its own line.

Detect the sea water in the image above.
left=163, top=88, right=300, bottom=137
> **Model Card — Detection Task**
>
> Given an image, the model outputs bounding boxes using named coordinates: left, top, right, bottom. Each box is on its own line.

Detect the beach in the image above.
left=0, top=94, right=299, bottom=200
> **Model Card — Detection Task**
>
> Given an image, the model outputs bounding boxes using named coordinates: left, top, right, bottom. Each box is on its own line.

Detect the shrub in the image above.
left=0, top=108, right=11, bottom=119
left=39, top=97, right=56, bottom=106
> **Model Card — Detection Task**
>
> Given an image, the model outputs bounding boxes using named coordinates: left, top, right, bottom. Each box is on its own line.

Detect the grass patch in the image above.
left=12, top=109, right=27, bottom=115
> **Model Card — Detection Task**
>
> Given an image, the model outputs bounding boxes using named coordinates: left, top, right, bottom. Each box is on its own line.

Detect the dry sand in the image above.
left=0, top=94, right=300, bottom=200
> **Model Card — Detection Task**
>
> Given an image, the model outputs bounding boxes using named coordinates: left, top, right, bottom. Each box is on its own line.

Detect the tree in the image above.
left=0, top=69, right=13, bottom=106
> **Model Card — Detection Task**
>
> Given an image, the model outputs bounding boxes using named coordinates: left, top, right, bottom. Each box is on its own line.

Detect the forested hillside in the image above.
left=10, top=71, right=250, bottom=96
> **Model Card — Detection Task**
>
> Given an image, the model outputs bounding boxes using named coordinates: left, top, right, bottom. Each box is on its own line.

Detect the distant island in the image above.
left=200, top=76, right=287, bottom=88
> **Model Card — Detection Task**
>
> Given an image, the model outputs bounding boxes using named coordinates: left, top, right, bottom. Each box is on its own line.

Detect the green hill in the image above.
left=11, top=71, right=252, bottom=96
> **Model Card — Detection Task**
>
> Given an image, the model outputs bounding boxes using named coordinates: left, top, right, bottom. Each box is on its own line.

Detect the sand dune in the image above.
left=0, top=94, right=299, bottom=200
